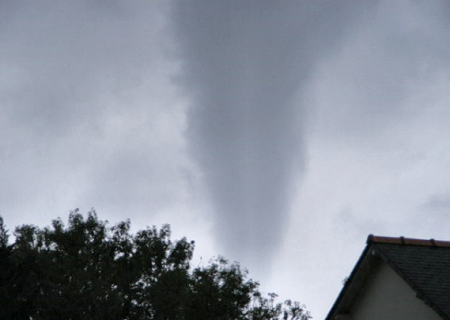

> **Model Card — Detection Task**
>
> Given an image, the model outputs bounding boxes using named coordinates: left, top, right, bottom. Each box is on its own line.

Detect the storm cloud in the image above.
left=2, top=1, right=450, bottom=318
left=0, top=2, right=193, bottom=228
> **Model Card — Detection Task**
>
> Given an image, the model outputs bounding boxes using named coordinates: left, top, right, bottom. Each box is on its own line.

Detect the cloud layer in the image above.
left=271, top=1, right=450, bottom=316
left=2, top=1, right=450, bottom=319
left=0, top=2, right=196, bottom=232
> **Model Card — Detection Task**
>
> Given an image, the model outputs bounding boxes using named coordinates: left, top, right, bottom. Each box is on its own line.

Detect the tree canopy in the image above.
left=0, top=210, right=310, bottom=320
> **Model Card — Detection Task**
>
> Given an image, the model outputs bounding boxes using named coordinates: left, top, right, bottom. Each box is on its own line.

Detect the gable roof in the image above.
left=325, top=235, right=450, bottom=320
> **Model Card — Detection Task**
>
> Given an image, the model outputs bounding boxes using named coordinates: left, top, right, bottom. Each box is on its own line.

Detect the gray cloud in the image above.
left=1, top=2, right=166, bottom=132
left=307, top=0, right=450, bottom=142
left=0, top=1, right=193, bottom=229
left=276, top=1, right=450, bottom=317
left=3, top=2, right=450, bottom=318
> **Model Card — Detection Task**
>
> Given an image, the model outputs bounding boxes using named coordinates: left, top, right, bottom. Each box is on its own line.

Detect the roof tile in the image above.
left=368, top=234, right=450, bottom=248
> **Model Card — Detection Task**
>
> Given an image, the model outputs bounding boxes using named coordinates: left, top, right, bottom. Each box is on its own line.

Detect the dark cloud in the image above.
left=0, top=2, right=171, bottom=133
left=307, top=0, right=450, bottom=142
left=423, top=194, right=450, bottom=211
left=2, top=1, right=450, bottom=318
left=170, top=1, right=368, bottom=271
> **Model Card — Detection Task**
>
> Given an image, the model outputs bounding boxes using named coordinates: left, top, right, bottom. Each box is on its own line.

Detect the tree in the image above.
left=0, top=216, right=15, bottom=318
left=0, top=210, right=310, bottom=320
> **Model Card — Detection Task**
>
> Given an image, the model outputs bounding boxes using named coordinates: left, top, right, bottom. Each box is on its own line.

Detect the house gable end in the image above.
left=326, top=236, right=450, bottom=320
left=349, top=260, right=442, bottom=320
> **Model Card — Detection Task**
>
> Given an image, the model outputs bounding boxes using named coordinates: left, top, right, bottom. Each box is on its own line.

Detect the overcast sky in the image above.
left=1, top=1, right=450, bottom=318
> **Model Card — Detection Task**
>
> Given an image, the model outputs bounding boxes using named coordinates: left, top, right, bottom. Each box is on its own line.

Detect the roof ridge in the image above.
left=367, top=234, right=450, bottom=247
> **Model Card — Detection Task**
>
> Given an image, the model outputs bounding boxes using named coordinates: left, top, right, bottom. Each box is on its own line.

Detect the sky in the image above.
left=1, top=1, right=450, bottom=318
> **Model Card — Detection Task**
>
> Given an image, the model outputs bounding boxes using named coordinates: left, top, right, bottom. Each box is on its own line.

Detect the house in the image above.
left=325, top=235, right=450, bottom=320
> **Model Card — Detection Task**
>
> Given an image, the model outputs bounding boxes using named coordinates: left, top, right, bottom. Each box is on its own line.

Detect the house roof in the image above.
left=325, top=235, right=450, bottom=320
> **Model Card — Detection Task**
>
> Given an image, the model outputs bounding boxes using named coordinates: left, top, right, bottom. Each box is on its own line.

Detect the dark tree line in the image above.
left=0, top=210, right=310, bottom=320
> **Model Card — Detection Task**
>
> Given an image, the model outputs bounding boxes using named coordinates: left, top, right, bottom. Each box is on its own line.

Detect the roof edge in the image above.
left=325, top=235, right=450, bottom=320
left=324, top=240, right=377, bottom=320
left=367, top=234, right=450, bottom=248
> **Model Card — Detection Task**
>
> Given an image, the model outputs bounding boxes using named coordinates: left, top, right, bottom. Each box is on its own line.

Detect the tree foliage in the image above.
left=0, top=210, right=310, bottom=320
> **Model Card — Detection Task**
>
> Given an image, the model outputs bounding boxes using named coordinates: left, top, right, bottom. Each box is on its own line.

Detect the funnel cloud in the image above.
left=171, top=1, right=365, bottom=270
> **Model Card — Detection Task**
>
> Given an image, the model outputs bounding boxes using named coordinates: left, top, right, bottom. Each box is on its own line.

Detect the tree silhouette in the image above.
left=0, top=210, right=310, bottom=320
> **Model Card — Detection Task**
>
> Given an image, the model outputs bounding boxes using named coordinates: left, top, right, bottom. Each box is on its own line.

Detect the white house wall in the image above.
left=349, top=261, right=442, bottom=320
